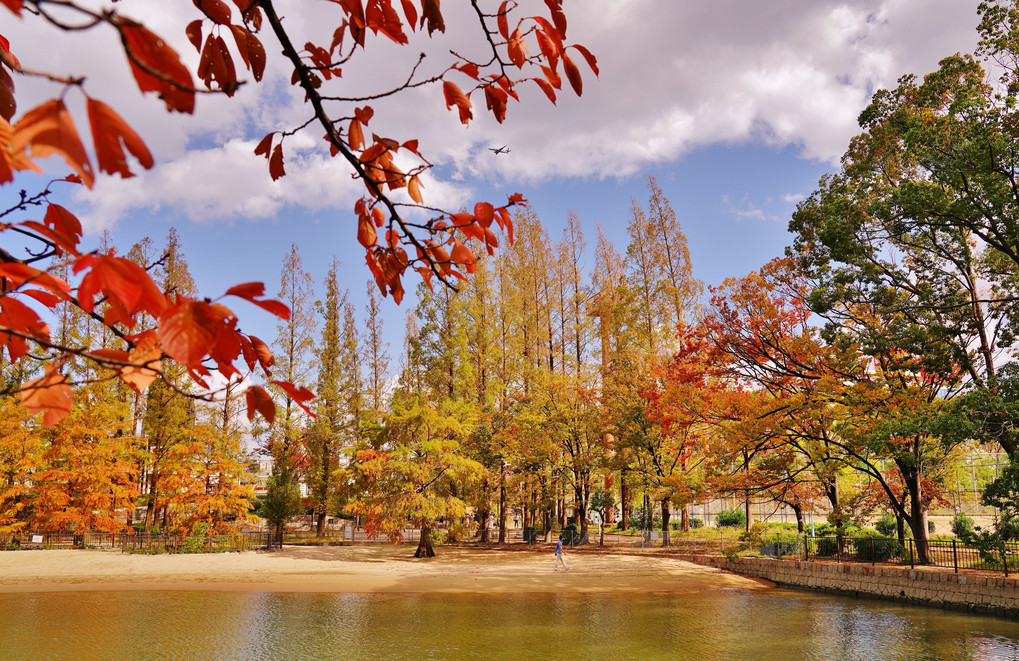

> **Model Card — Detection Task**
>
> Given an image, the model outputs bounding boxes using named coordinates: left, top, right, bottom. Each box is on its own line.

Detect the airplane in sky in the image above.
left=489, top=145, right=510, bottom=155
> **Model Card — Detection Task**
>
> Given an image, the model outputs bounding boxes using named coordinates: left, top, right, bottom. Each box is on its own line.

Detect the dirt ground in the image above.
left=0, top=544, right=771, bottom=594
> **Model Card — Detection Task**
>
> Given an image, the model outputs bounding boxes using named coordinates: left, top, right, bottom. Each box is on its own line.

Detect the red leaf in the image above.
left=271, top=380, right=316, bottom=417
left=249, top=334, right=274, bottom=371
left=75, top=254, right=168, bottom=320
left=254, top=132, right=275, bottom=157
left=87, top=97, right=154, bottom=178
left=571, top=44, right=599, bottom=76
left=245, top=385, right=276, bottom=423
left=186, top=20, right=203, bottom=51
left=269, top=143, right=285, bottom=180
left=223, top=282, right=290, bottom=320
left=0, top=66, right=14, bottom=122
left=545, top=0, right=568, bottom=38
left=533, top=77, right=557, bottom=104
left=400, top=0, right=418, bottom=30
left=497, top=1, right=510, bottom=40
left=474, top=202, right=495, bottom=228
left=19, top=367, right=72, bottom=426
left=121, top=22, right=195, bottom=114
left=420, top=0, right=445, bottom=35
left=158, top=299, right=219, bottom=368
left=195, top=0, right=232, bottom=24
left=442, top=81, right=473, bottom=124
left=1, top=1, right=23, bottom=15
left=507, top=28, right=526, bottom=68
left=484, top=85, right=507, bottom=124
left=563, top=53, right=582, bottom=96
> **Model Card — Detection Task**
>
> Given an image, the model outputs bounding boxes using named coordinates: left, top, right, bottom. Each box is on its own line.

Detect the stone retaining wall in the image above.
left=685, top=554, right=1019, bottom=618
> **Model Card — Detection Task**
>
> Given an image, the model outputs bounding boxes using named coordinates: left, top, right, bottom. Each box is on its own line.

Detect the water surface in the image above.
left=2, top=588, right=1019, bottom=660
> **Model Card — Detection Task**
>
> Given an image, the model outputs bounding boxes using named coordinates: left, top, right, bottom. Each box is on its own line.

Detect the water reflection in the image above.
left=2, top=588, right=1019, bottom=660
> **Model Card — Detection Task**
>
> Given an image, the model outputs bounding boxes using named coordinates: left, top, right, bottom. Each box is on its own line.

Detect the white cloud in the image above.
left=9, top=0, right=982, bottom=228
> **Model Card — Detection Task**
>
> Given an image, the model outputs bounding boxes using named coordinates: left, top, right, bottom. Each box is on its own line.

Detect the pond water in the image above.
left=3, top=588, right=1019, bottom=660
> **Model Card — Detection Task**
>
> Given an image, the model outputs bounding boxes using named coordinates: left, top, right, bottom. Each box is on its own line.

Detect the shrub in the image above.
left=761, top=532, right=801, bottom=557
left=874, top=511, right=897, bottom=537
left=690, top=518, right=703, bottom=529
left=430, top=529, right=448, bottom=546
left=717, top=508, right=747, bottom=528
left=560, top=523, right=580, bottom=545
left=631, top=506, right=659, bottom=531
left=928, top=519, right=937, bottom=534
left=951, top=512, right=975, bottom=539
left=852, top=530, right=901, bottom=563
left=815, top=536, right=839, bottom=557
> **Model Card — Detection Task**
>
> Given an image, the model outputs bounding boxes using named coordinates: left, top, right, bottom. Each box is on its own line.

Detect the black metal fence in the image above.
left=755, top=534, right=1019, bottom=575
left=0, top=531, right=124, bottom=550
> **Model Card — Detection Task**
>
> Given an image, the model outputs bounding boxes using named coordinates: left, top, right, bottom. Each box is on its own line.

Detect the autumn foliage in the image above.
left=0, top=1, right=596, bottom=424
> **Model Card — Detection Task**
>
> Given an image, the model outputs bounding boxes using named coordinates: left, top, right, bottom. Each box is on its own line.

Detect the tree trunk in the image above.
left=792, top=503, right=804, bottom=534
left=415, top=523, right=435, bottom=558
left=498, top=462, right=507, bottom=544
left=744, top=496, right=752, bottom=532
left=896, top=512, right=906, bottom=547
left=478, top=508, right=490, bottom=543
left=620, top=469, right=630, bottom=529
left=681, top=503, right=690, bottom=532
left=316, top=510, right=326, bottom=537
left=661, top=498, right=671, bottom=546
left=903, top=467, right=930, bottom=565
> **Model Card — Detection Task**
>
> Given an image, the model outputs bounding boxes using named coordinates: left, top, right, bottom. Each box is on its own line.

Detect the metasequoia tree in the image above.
left=347, top=392, right=483, bottom=557
left=0, top=0, right=595, bottom=425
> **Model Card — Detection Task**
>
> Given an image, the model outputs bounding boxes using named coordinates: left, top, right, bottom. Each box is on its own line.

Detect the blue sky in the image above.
left=1, top=0, right=985, bottom=363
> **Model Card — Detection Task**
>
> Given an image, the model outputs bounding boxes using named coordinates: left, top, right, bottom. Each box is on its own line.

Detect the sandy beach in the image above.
left=0, top=545, right=770, bottom=594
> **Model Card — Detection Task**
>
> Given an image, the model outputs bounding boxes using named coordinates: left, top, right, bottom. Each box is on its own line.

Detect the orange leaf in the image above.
left=12, top=99, right=94, bottom=187
left=408, top=175, right=423, bottom=203
left=507, top=28, right=526, bottom=68
left=442, top=81, right=473, bottom=124
left=358, top=212, right=378, bottom=248
left=249, top=334, right=274, bottom=371
left=450, top=239, right=476, bottom=267
left=119, top=347, right=161, bottom=393
left=349, top=118, right=364, bottom=150
left=563, top=53, right=582, bottom=96
left=121, top=22, right=195, bottom=113
left=245, top=385, right=276, bottom=423
left=19, top=367, right=73, bottom=426
left=86, top=97, right=154, bottom=178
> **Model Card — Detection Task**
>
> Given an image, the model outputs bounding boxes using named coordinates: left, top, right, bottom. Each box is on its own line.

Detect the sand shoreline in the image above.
left=0, top=545, right=772, bottom=594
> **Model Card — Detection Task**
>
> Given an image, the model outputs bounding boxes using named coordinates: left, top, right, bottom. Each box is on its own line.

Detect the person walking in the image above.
left=553, top=537, right=569, bottom=571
